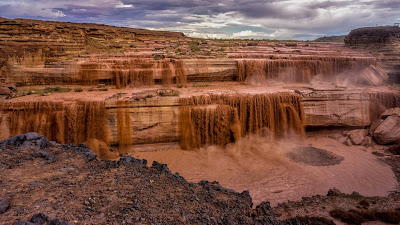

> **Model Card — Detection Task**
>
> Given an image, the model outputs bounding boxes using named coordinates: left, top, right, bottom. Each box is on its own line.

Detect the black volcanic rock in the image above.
left=0, top=199, right=10, bottom=214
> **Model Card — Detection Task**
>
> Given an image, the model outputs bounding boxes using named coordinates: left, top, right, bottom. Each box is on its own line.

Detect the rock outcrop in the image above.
left=358, top=65, right=388, bottom=86
left=374, top=116, right=400, bottom=145
left=0, top=199, right=9, bottom=214
left=345, top=26, right=400, bottom=84
left=0, top=132, right=51, bottom=150
left=345, top=26, right=400, bottom=46
left=0, top=133, right=316, bottom=225
left=0, top=17, right=187, bottom=85
left=344, top=129, right=369, bottom=145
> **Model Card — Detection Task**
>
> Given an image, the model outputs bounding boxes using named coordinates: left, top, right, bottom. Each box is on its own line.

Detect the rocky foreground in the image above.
left=0, top=133, right=400, bottom=225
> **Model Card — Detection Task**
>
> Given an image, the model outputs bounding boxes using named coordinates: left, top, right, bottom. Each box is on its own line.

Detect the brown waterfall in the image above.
left=113, top=59, right=155, bottom=89
left=0, top=101, right=109, bottom=145
left=78, top=58, right=187, bottom=88
left=78, top=62, right=100, bottom=85
left=236, top=57, right=376, bottom=82
left=179, top=93, right=305, bottom=149
left=174, top=60, right=187, bottom=85
left=158, top=60, right=173, bottom=85
left=369, top=92, right=400, bottom=121
left=116, top=101, right=132, bottom=145
left=0, top=102, right=66, bottom=143
left=179, top=105, right=241, bottom=150
left=74, top=101, right=110, bottom=145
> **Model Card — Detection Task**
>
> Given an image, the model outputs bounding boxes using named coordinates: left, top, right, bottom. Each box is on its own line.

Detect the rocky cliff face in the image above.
left=345, top=26, right=400, bottom=83
left=0, top=18, right=186, bottom=84
left=345, top=26, right=400, bottom=46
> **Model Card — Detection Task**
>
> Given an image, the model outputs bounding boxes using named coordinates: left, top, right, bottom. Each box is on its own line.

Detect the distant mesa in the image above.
left=314, top=35, right=346, bottom=43
left=0, top=17, right=186, bottom=39
left=345, top=26, right=400, bottom=46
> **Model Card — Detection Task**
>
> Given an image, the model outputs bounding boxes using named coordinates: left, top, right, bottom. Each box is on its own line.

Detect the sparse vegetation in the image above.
left=193, top=83, right=211, bottom=88
left=314, top=35, right=346, bottom=43
left=74, top=87, right=83, bottom=92
left=189, top=40, right=201, bottom=52
left=158, top=89, right=179, bottom=97
left=44, top=86, right=71, bottom=93
left=22, top=86, right=71, bottom=96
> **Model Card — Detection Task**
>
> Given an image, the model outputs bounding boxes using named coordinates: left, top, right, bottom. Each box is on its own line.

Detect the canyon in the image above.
left=1, top=18, right=400, bottom=224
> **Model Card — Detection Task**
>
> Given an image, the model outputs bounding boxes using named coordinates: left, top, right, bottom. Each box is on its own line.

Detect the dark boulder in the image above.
left=0, top=132, right=51, bottom=150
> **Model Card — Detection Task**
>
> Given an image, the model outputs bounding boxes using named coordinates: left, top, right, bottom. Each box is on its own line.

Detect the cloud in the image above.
left=232, top=30, right=277, bottom=39
left=115, top=1, right=133, bottom=8
left=0, top=0, right=399, bottom=40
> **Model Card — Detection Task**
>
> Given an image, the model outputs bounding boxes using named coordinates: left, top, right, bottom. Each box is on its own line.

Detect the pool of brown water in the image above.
left=127, top=135, right=397, bottom=206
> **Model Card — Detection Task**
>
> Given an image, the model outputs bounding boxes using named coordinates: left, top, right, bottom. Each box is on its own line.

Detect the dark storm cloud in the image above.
left=0, top=0, right=399, bottom=40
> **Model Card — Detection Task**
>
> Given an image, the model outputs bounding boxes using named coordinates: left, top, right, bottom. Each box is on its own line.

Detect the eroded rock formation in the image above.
left=346, top=26, right=400, bottom=83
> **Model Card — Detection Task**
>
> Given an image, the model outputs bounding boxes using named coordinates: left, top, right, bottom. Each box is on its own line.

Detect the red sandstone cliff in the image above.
left=345, top=26, right=400, bottom=83
left=0, top=18, right=186, bottom=83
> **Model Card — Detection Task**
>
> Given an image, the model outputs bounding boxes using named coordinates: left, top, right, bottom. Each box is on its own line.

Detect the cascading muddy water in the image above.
left=0, top=101, right=122, bottom=159
left=174, top=60, right=188, bottom=85
left=0, top=101, right=109, bottom=144
left=112, top=59, right=187, bottom=88
left=113, top=58, right=155, bottom=88
left=179, top=93, right=305, bottom=149
left=78, top=62, right=101, bottom=85
left=369, top=91, right=400, bottom=121
left=236, top=57, right=376, bottom=83
left=179, top=105, right=241, bottom=150
left=116, top=100, right=132, bottom=146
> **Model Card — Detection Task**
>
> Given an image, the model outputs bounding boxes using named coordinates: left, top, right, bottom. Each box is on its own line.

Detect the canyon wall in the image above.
left=0, top=18, right=381, bottom=87
left=0, top=17, right=186, bottom=85
left=345, top=26, right=400, bottom=83
left=2, top=89, right=398, bottom=148
left=0, top=19, right=399, bottom=150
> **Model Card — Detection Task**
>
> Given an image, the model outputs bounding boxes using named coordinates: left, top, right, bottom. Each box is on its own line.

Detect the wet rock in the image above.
left=328, top=133, right=343, bottom=141
left=240, top=190, right=253, bottom=207
left=362, top=136, right=373, bottom=146
left=344, top=138, right=353, bottom=146
left=118, top=156, right=147, bottom=167
left=0, top=199, right=10, bottom=214
left=287, top=146, right=344, bottom=166
left=0, top=133, right=51, bottom=150
left=63, top=143, right=97, bottom=162
left=369, top=119, right=383, bottom=135
left=255, top=201, right=274, bottom=216
left=327, top=188, right=341, bottom=196
left=380, top=107, right=400, bottom=119
left=152, top=161, right=172, bottom=174
left=344, top=129, right=368, bottom=145
left=338, top=136, right=348, bottom=144
left=374, top=116, right=400, bottom=145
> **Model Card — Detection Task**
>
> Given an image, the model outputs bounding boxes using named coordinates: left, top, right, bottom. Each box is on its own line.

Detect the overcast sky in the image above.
left=0, top=0, right=399, bottom=40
